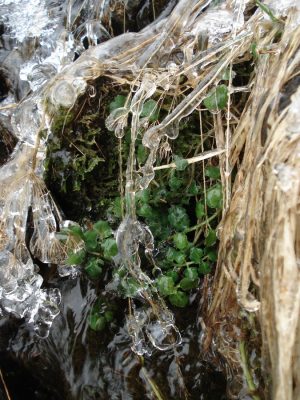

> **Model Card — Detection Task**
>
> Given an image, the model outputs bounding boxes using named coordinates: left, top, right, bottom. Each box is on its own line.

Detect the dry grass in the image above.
left=202, top=13, right=300, bottom=400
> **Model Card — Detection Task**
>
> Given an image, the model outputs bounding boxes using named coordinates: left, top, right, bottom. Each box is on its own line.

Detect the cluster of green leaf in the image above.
left=65, top=220, right=118, bottom=280
left=89, top=298, right=116, bottom=331
left=111, top=162, right=223, bottom=308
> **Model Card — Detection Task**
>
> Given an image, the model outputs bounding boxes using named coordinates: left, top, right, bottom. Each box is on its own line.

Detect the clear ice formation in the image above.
left=0, top=0, right=78, bottom=335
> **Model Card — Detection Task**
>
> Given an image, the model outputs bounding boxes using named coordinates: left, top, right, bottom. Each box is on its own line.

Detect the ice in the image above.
left=0, top=0, right=59, bottom=43
left=105, top=107, right=129, bottom=138
left=0, top=250, right=61, bottom=337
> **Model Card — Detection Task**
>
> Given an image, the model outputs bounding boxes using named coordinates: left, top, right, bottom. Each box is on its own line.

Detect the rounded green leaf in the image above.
left=173, top=233, right=189, bottom=250
left=85, top=258, right=103, bottom=280
left=104, top=311, right=114, bottom=323
left=109, top=95, right=126, bottom=112
left=205, top=230, right=217, bottom=247
left=84, top=230, right=98, bottom=251
left=137, top=144, right=148, bottom=164
left=189, top=247, right=203, bottom=263
left=206, top=184, right=223, bottom=209
left=112, top=197, right=122, bottom=218
left=141, top=99, right=159, bottom=122
left=207, top=249, right=218, bottom=262
left=188, top=181, right=199, bottom=195
left=102, top=238, right=118, bottom=259
left=203, top=84, right=228, bottom=112
left=195, top=202, right=205, bottom=219
left=93, top=220, right=112, bottom=239
left=174, top=155, right=188, bottom=171
left=89, top=315, right=106, bottom=331
left=174, top=251, right=186, bottom=265
left=168, top=206, right=190, bottom=231
left=184, top=267, right=199, bottom=280
left=166, top=270, right=180, bottom=283
left=67, top=225, right=84, bottom=240
left=137, top=204, right=154, bottom=218
left=156, top=276, right=176, bottom=296
left=169, top=174, right=184, bottom=191
left=179, top=277, right=199, bottom=291
left=166, top=247, right=177, bottom=262
left=135, top=189, right=150, bottom=204
left=66, top=249, right=86, bottom=266
left=198, top=262, right=212, bottom=275
left=205, top=166, right=221, bottom=179
left=169, top=291, right=189, bottom=308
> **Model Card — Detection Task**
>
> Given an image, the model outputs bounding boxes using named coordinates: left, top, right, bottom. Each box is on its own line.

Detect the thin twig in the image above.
left=0, top=368, right=12, bottom=400
left=153, top=149, right=225, bottom=171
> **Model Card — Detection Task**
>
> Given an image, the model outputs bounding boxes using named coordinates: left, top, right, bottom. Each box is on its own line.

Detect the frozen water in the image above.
left=0, top=0, right=59, bottom=43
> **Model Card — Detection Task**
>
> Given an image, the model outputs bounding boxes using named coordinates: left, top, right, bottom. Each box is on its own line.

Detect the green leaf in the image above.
left=205, top=166, right=220, bottom=179
left=169, top=291, right=189, bottom=307
left=102, top=238, right=118, bottom=260
left=184, top=267, right=199, bottom=280
left=85, top=258, right=104, bottom=280
left=188, top=181, right=199, bottom=195
left=93, top=220, right=112, bottom=239
left=104, top=311, right=114, bottom=323
left=137, top=204, right=154, bottom=218
left=112, top=197, right=122, bottom=218
left=166, top=270, right=180, bottom=283
left=250, top=42, right=259, bottom=60
left=198, top=262, right=212, bottom=275
left=109, top=95, right=126, bottom=112
left=207, top=249, right=218, bottom=262
left=66, top=249, right=86, bottom=266
left=203, top=84, right=228, bottom=112
left=195, top=202, right=205, bottom=219
left=206, top=184, right=223, bottom=209
left=179, top=277, right=199, bottom=291
left=205, top=230, right=217, bottom=247
left=174, top=155, right=188, bottom=171
left=189, top=247, right=203, bottom=263
left=67, top=225, right=84, bottom=240
left=174, top=251, right=186, bottom=265
left=169, top=174, right=184, bottom=191
left=141, top=99, right=159, bottom=122
left=84, top=230, right=98, bottom=252
left=255, top=0, right=279, bottom=23
left=137, top=144, right=148, bottom=164
left=156, top=276, right=176, bottom=296
left=135, top=189, right=150, bottom=204
left=168, top=206, right=190, bottom=231
left=173, top=233, right=189, bottom=250
left=166, top=247, right=177, bottom=262
left=89, top=314, right=106, bottom=331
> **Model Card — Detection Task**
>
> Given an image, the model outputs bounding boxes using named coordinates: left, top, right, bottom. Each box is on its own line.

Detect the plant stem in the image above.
left=184, top=211, right=220, bottom=234
left=0, top=368, right=11, bottom=400
left=239, top=341, right=261, bottom=400
left=153, top=149, right=225, bottom=171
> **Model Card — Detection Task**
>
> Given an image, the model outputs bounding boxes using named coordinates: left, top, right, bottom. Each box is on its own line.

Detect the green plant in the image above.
left=89, top=299, right=116, bottom=331
left=63, top=220, right=117, bottom=280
